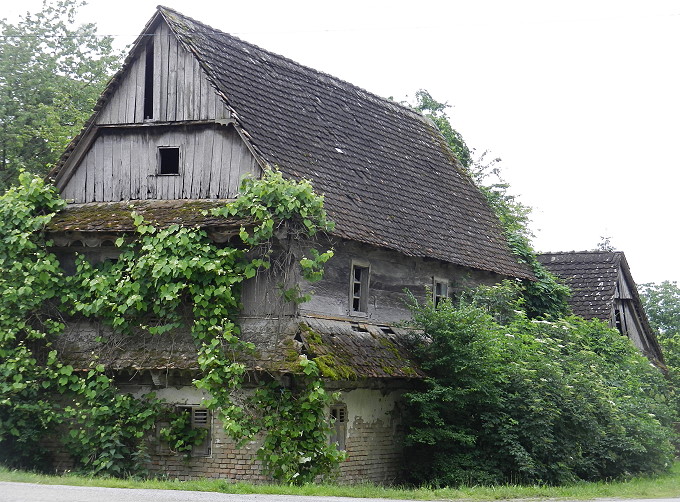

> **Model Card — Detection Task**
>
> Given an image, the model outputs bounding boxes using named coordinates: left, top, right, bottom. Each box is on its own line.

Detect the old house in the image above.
left=45, top=6, right=532, bottom=482
left=538, top=251, right=664, bottom=365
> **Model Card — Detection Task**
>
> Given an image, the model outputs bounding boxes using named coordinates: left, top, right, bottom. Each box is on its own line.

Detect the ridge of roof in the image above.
left=539, top=250, right=623, bottom=256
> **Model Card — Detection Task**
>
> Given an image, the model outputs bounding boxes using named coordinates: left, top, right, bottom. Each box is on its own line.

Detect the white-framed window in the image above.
left=433, top=277, right=449, bottom=307
left=329, top=404, right=347, bottom=451
left=349, top=261, right=370, bottom=315
left=158, top=146, right=181, bottom=175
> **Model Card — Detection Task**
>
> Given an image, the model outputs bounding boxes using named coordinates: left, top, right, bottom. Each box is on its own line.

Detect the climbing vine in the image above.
left=0, top=169, right=340, bottom=482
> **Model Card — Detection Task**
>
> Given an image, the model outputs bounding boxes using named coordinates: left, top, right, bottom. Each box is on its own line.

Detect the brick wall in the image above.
left=146, top=428, right=268, bottom=481
left=43, top=386, right=407, bottom=484
left=336, top=388, right=405, bottom=484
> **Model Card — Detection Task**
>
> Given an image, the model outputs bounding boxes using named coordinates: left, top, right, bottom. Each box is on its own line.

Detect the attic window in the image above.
left=143, top=39, right=154, bottom=120
left=350, top=262, right=370, bottom=315
left=158, top=147, right=180, bottom=175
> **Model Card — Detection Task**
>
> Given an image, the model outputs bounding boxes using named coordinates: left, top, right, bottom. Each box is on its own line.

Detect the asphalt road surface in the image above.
left=1, top=483, right=680, bottom=502
left=0, top=481, right=416, bottom=502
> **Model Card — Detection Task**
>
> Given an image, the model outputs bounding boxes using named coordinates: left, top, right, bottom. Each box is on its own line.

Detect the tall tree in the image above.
left=639, top=281, right=680, bottom=415
left=639, top=281, right=680, bottom=337
left=0, top=0, right=121, bottom=188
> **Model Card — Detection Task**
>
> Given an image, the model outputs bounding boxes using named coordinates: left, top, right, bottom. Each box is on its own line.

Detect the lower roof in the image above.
left=57, top=315, right=423, bottom=381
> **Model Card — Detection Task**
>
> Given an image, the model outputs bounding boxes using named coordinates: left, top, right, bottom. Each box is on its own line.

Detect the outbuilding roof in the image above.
left=50, top=6, right=532, bottom=281
left=538, top=250, right=664, bottom=365
left=537, top=251, right=622, bottom=321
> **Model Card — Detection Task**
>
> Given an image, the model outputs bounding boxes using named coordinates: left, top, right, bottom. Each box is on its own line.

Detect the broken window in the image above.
left=158, top=146, right=180, bottom=175
left=433, top=278, right=449, bottom=307
left=329, top=404, right=347, bottom=451
left=350, top=262, right=369, bottom=314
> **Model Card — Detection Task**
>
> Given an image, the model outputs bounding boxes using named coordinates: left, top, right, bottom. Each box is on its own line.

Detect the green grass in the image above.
left=1, top=462, right=679, bottom=500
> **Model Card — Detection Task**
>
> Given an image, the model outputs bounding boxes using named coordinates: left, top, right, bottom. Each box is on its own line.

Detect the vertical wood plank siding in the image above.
left=96, top=22, right=230, bottom=125
left=60, top=19, right=253, bottom=203
left=61, top=127, right=260, bottom=202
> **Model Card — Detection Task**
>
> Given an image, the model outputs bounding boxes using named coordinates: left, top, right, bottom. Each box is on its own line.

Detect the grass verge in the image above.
left=0, top=462, right=679, bottom=500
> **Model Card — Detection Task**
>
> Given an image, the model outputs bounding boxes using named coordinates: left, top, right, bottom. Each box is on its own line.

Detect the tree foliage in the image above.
left=0, top=170, right=341, bottom=481
left=403, top=282, right=676, bottom=486
left=413, top=89, right=473, bottom=169
left=639, top=281, right=680, bottom=417
left=0, top=0, right=121, bottom=188
left=414, top=90, right=570, bottom=318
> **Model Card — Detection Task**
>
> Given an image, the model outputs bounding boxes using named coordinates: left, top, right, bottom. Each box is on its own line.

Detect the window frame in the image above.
left=329, top=404, right=348, bottom=451
left=157, top=146, right=182, bottom=176
left=349, top=260, right=370, bottom=316
left=433, top=277, right=449, bottom=307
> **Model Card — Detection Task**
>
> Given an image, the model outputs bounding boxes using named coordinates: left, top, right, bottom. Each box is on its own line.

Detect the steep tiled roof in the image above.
left=537, top=251, right=621, bottom=320
left=146, top=7, right=532, bottom=280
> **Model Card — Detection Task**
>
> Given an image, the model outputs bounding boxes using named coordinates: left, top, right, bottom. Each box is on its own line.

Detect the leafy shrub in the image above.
left=403, top=282, right=676, bottom=486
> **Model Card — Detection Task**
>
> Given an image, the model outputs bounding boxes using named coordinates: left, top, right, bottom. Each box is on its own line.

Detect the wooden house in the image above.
left=46, top=6, right=532, bottom=482
left=538, top=251, right=664, bottom=365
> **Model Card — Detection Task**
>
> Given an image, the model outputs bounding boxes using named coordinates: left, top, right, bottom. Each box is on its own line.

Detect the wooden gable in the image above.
left=57, top=16, right=262, bottom=203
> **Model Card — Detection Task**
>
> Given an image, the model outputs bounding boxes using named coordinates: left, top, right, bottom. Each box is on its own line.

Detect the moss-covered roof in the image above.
left=47, top=199, right=245, bottom=233
left=298, top=317, right=423, bottom=380
left=57, top=315, right=424, bottom=380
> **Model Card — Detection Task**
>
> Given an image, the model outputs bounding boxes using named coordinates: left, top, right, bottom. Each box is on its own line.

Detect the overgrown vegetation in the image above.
left=0, top=170, right=341, bottom=482
left=640, top=280, right=680, bottom=418
left=402, top=281, right=676, bottom=487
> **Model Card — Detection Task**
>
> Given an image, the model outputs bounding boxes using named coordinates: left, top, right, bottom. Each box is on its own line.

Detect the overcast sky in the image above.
left=5, top=0, right=679, bottom=285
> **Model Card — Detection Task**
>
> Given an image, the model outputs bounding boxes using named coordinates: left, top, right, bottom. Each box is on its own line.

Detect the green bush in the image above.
left=403, top=282, right=676, bottom=486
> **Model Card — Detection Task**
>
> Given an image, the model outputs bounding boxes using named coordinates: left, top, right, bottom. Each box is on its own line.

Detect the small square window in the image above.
left=158, top=147, right=180, bottom=175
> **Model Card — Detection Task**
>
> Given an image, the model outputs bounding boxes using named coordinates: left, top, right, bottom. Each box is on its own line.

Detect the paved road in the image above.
left=0, top=481, right=420, bottom=502
left=1, top=483, right=679, bottom=502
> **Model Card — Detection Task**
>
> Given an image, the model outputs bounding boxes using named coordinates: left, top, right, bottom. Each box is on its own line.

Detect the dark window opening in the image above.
left=434, top=279, right=449, bottom=307
left=330, top=405, right=347, bottom=451
left=144, top=40, right=154, bottom=120
left=159, top=147, right=180, bottom=175
left=351, top=264, right=369, bottom=313
left=614, top=309, right=623, bottom=334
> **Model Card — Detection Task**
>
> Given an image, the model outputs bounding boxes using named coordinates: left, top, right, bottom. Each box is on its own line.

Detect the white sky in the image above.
left=5, top=0, right=679, bottom=285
